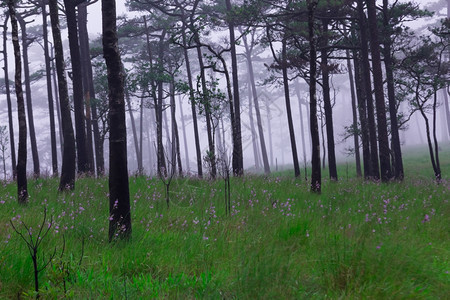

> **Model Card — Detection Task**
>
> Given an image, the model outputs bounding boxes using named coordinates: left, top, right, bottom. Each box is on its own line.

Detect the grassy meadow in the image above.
left=0, top=146, right=449, bottom=298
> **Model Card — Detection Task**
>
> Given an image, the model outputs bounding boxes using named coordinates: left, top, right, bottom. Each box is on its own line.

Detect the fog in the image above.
left=0, top=0, right=448, bottom=179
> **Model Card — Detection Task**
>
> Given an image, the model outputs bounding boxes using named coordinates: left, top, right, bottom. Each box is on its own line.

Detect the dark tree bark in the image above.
left=382, top=0, right=404, bottom=180
left=1, top=15, right=17, bottom=179
left=346, top=50, right=362, bottom=177
left=50, top=46, right=64, bottom=154
left=102, top=0, right=132, bottom=241
left=49, top=0, right=76, bottom=191
left=169, top=80, right=182, bottom=175
left=17, top=15, right=40, bottom=178
left=243, top=32, right=270, bottom=174
left=8, top=0, right=28, bottom=203
left=247, top=79, right=261, bottom=170
left=367, top=0, right=392, bottom=182
left=308, top=0, right=321, bottom=193
left=281, top=38, right=300, bottom=178
left=320, top=19, right=338, bottom=181
left=226, top=0, right=244, bottom=176
left=64, top=0, right=89, bottom=174
left=78, top=2, right=96, bottom=175
left=41, top=1, right=58, bottom=176
left=357, top=0, right=380, bottom=180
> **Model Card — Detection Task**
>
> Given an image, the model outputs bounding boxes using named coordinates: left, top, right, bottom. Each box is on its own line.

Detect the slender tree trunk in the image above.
left=308, top=0, right=321, bottom=193
left=50, top=46, right=64, bottom=154
left=139, top=94, right=144, bottom=174
left=443, top=89, right=450, bottom=139
left=78, top=3, right=96, bottom=174
left=170, top=80, right=182, bottom=175
left=126, top=89, right=141, bottom=174
left=320, top=19, right=338, bottom=181
left=265, top=96, right=274, bottom=167
left=49, top=0, right=76, bottom=191
left=226, top=0, right=243, bottom=176
left=1, top=16, right=17, bottom=179
left=346, top=50, right=362, bottom=177
left=367, top=0, right=392, bottom=182
left=196, top=44, right=216, bottom=178
left=357, top=0, right=380, bottom=180
left=181, top=7, right=202, bottom=177
left=64, top=0, right=89, bottom=174
left=294, top=83, right=308, bottom=180
left=42, top=2, right=58, bottom=176
left=353, top=49, right=371, bottom=179
left=432, top=91, right=441, bottom=181
left=17, top=16, right=40, bottom=178
left=248, top=78, right=260, bottom=170
left=243, top=36, right=270, bottom=174
left=8, top=0, right=28, bottom=203
left=178, top=96, right=190, bottom=172
left=103, top=0, right=131, bottom=241
left=281, top=38, right=300, bottom=177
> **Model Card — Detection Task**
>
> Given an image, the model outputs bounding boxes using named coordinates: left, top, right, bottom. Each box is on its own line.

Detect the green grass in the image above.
left=0, top=146, right=449, bottom=298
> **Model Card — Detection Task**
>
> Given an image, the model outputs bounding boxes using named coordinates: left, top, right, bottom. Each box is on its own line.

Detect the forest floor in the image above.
left=0, top=145, right=449, bottom=298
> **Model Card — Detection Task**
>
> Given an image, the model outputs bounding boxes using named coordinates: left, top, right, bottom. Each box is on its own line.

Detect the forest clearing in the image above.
left=0, top=146, right=449, bottom=298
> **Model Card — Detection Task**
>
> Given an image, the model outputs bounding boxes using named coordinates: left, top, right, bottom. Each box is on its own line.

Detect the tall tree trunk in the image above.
left=8, top=0, right=28, bottom=203
left=281, top=38, right=300, bottom=178
left=125, top=89, right=141, bottom=174
left=64, top=0, right=89, bottom=174
left=50, top=46, right=64, bottom=154
left=42, top=1, right=58, bottom=176
left=243, top=34, right=270, bottom=174
left=265, top=96, right=274, bottom=167
left=78, top=3, right=96, bottom=174
left=308, top=0, right=321, bottom=193
left=178, top=96, right=190, bottom=172
left=103, top=0, right=131, bottom=241
left=181, top=6, right=202, bottom=177
left=294, top=83, right=308, bottom=180
left=320, top=19, right=338, bottom=180
left=1, top=16, right=17, bottom=179
left=170, top=80, right=182, bottom=175
left=357, top=0, right=380, bottom=180
left=195, top=44, right=216, bottom=178
left=248, top=78, right=261, bottom=170
left=78, top=2, right=103, bottom=176
left=226, top=0, right=243, bottom=176
left=443, top=89, right=450, bottom=139
left=353, top=49, right=371, bottom=179
left=382, top=0, right=403, bottom=180
left=49, top=0, right=76, bottom=191
left=346, top=50, right=362, bottom=177
left=17, top=16, right=40, bottom=178
left=367, top=0, right=392, bottom=182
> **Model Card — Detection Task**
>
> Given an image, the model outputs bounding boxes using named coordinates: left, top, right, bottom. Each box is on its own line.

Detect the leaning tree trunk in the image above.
left=308, top=0, right=321, bottom=193
left=281, top=38, right=300, bottom=178
left=244, top=36, right=270, bottom=174
left=17, top=16, right=40, bottom=178
left=367, top=0, right=392, bottom=182
left=320, top=19, right=338, bottom=181
left=64, top=0, right=90, bottom=174
left=49, top=0, right=76, bottom=191
left=226, top=0, right=244, bottom=176
left=8, top=0, right=28, bottom=203
left=1, top=16, right=17, bottom=179
left=42, top=1, right=58, bottom=176
left=103, top=0, right=132, bottom=241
